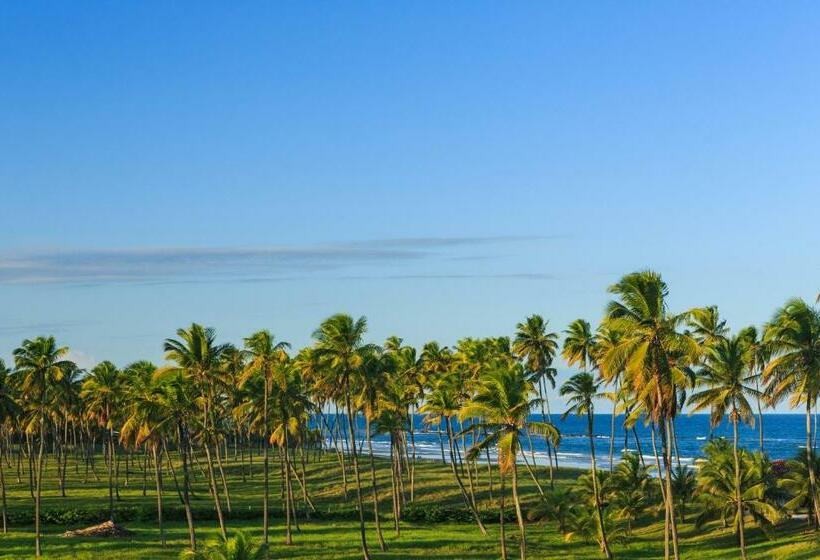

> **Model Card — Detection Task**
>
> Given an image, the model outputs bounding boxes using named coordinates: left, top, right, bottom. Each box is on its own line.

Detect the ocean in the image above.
left=319, top=413, right=816, bottom=471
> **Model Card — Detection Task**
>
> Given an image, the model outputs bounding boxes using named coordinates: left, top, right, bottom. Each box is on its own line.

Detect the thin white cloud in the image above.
left=0, top=236, right=556, bottom=285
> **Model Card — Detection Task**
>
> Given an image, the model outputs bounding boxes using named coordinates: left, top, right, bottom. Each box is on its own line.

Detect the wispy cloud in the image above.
left=0, top=236, right=554, bottom=285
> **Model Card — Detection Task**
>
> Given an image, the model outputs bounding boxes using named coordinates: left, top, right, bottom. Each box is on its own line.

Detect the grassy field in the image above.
left=0, top=448, right=817, bottom=558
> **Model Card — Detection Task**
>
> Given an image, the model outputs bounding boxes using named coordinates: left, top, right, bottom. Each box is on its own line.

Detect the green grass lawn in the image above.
left=0, top=449, right=817, bottom=558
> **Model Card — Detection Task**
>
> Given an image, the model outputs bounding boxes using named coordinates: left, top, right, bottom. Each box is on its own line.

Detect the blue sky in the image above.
left=1, top=3, right=819, bottom=411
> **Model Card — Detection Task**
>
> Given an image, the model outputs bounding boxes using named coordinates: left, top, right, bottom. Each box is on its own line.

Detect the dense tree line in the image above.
left=0, top=270, right=819, bottom=559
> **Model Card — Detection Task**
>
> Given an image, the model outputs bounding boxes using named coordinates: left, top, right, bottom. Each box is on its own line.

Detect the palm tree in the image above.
left=563, top=319, right=598, bottom=370
left=120, top=360, right=170, bottom=546
left=738, top=326, right=770, bottom=451
left=242, top=330, right=290, bottom=550
left=763, top=298, right=820, bottom=525
left=0, top=360, right=20, bottom=534
left=599, top=271, right=699, bottom=560
left=81, top=360, right=122, bottom=522
left=355, top=347, right=388, bottom=551
left=312, top=314, right=374, bottom=560
left=164, top=324, right=230, bottom=540
left=13, top=336, right=74, bottom=557
left=513, top=315, right=559, bottom=485
left=670, top=466, right=696, bottom=523
left=560, top=372, right=612, bottom=559
left=688, top=334, right=760, bottom=559
left=461, top=364, right=560, bottom=560
left=420, top=371, right=488, bottom=535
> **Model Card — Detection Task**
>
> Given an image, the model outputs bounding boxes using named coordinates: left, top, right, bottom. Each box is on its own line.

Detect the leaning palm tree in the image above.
left=560, top=372, right=613, bottom=559
left=688, top=334, right=760, bottom=559
left=13, top=336, right=74, bottom=557
left=81, top=360, right=122, bottom=522
left=164, top=324, right=230, bottom=540
left=312, top=314, right=374, bottom=560
left=599, top=271, right=699, bottom=560
left=461, top=364, right=560, bottom=560
left=763, top=298, right=820, bottom=525
left=241, top=330, right=290, bottom=550
left=513, top=315, right=560, bottom=484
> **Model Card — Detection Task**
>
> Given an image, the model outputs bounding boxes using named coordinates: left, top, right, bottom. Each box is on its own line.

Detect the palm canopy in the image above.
left=13, top=336, right=73, bottom=403
left=241, top=330, right=290, bottom=384
left=688, top=335, right=760, bottom=428
left=599, top=270, right=699, bottom=422
left=459, top=364, right=559, bottom=473
left=560, top=372, right=603, bottom=419
left=81, top=361, right=122, bottom=430
left=762, top=298, right=820, bottom=408
left=687, top=306, right=729, bottom=345
left=562, top=319, right=597, bottom=371
left=163, top=323, right=230, bottom=385
left=513, top=314, right=559, bottom=388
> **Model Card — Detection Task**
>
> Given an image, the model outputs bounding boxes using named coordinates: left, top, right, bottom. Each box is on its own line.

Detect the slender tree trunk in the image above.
left=609, top=404, right=616, bottom=473
left=108, top=424, right=115, bottom=521
left=510, top=458, right=527, bottom=560
left=538, top=378, right=555, bottom=487
left=499, top=470, right=507, bottom=560
left=344, top=388, right=371, bottom=560
left=663, top=418, right=680, bottom=560
left=283, top=417, right=293, bottom=545
left=445, top=416, right=488, bottom=535
left=365, top=416, right=387, bottom=550
left=153, top=444, right=165, bottom=546
left=178, top=424, right=196, bottom=551
left=650, top=422, right=668, bottom=560
left=588, top=411, right=612, bottom=559
left=0, top=443, right=7, bottom=534
left=263, top=375, right=270, bottom=553
left=755, top=378, right=764, bottom=452
left=732, top=417, right=747, bottom=559
left=806, top=401, right=820, bottom=526
left=34, top=412, right=45, bottom=557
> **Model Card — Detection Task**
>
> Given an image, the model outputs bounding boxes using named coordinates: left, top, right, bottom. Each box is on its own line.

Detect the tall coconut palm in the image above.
left=763, top=298, right=820, bottom=525
left=513, top=315, right=559, bottom=485
left=738, top=326, right=771, bottom=451
left=599, top=271, right=699, bottom=560
left=242, top=330, right=290, bottom=550
left=13, top=336, right=74, bottom=557
left=688, top=334, right=760, bottom=559
left=312, top=314, right=375, bottom=560
left=163, top=324, right=230, bottom=540
left=81, top=360, right=122, bottom=522
left=461, top=364, right=560, bottom=560
left=560, top=372, right=612, bottom=559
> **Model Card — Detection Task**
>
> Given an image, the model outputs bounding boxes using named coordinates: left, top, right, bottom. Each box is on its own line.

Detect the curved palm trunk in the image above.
left=755, top=378, right=764, bottom=452
left=587, top=411, right=612, bottom=559
left=344, top=389, right=371, bottom=560
left=609, top=408, right=616, bottom=473
left=365, top=416, right=387, bottom=550
left=806, top=401, right=820, bottom=526
left=732, top=417, right=747, bottom=559
left=510, top=458, right=527, bottom=560
left=445, top=416, right=488, bottom=535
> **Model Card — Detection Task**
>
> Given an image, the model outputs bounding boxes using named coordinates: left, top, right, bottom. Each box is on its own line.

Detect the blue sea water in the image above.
left=318, top=413, right=815, bottom=471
